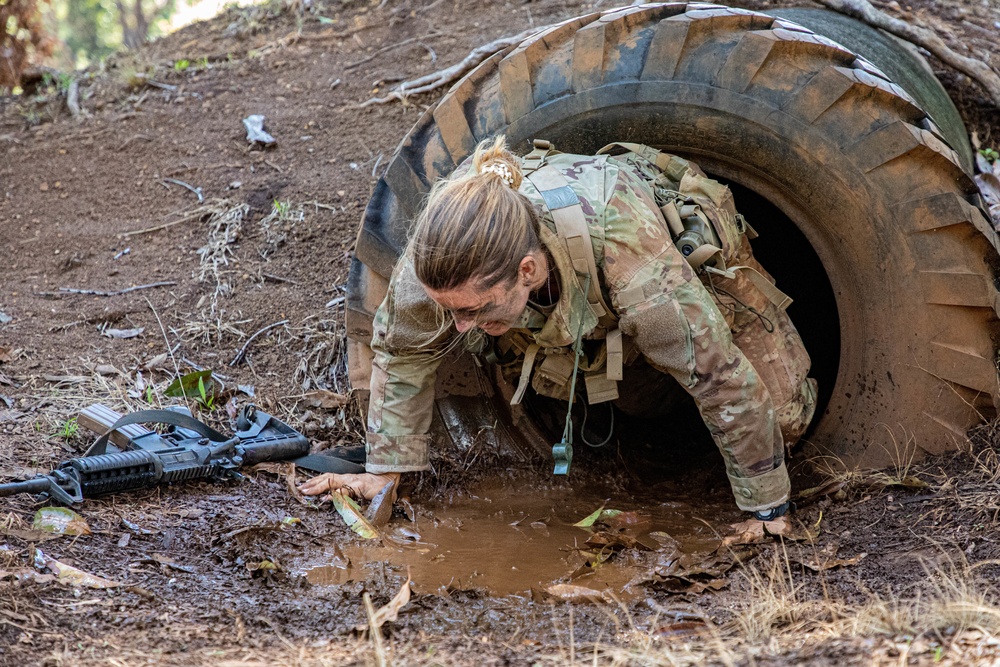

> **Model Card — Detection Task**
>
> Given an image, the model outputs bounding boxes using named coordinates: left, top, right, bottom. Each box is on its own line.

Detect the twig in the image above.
left=261, top=273, right=299, bottom=285
left=230, top=319, right=289, bottom=366
left=263, top=160, right=283, bottom=173
left=813, top=0, right=1000, bottom=108
left=345, top=32, right=440, bottom=70
left=145, top=296, right=183, bottom=401
left=117, top=134, right=151, bottom=151
left=420, top=42, right=437, bottom=64
left=360, top=26, right=547, bottom=106
left=161, top=178, right=205, bottom=203
left=65, top=79, right=81, bottom=118
left=121, top=209, right=206, bottom=237
left=306, top=200, right=340, bottom=211
left=143, top=79, right=177, bottom=91
left=363, top=593, right=388, bottom=667
left=54, top=281, right=177, bottom=297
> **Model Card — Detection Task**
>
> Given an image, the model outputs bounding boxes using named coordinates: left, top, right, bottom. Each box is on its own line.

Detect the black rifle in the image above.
left=0, top=404, right=311, bottom=505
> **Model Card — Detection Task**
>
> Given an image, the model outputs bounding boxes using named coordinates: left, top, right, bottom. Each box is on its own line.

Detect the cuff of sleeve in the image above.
left=365, top=432, right=432, bottom=473
left=728, top=460, right=791, bottom=512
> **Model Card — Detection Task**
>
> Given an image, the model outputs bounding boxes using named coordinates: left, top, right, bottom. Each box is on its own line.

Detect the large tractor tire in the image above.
left=346, top=3, right=1000, bottom=468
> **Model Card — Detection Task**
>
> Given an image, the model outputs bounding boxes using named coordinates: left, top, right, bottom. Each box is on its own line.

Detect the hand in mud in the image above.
left=298, top=472, right=400, bottom=502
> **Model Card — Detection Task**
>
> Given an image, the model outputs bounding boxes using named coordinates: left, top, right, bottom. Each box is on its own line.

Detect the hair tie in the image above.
left=482, top=163, right=515, bottom=188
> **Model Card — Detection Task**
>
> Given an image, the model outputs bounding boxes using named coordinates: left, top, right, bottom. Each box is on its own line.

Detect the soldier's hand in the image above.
left=298, top=472, right=400, bottom=502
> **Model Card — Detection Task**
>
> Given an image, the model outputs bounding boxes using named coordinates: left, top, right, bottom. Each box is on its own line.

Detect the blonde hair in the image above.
left=408, top=136, right=541, bottom=292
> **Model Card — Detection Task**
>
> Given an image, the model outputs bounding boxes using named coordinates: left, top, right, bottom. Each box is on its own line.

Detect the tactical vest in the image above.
left=508, top=139, right=794, bottom=408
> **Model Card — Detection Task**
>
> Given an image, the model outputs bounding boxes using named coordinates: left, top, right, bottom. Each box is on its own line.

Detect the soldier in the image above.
left=301, top=136, right=816, bottom=521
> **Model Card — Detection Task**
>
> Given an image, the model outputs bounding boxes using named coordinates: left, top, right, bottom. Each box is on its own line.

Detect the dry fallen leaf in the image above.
left=103, top=327, right=144, bottom=339
left=253, top=461, right=307, bottom=504
left=535, top=583, right=611, bottom=603
left=37, top=549, right=123, bottom=588
left=302, top=389, right=349, bottom=410
left=361, top=577, right=411, bottom=631
left=143, top=352, right=169, bottom=370
left=331, top=490, right=380, bottom=539
left=33, top=507, right=92, bottom=536
left=721, top=515, right=816, bottom=547
left=792, top=552, right=867, bottom=572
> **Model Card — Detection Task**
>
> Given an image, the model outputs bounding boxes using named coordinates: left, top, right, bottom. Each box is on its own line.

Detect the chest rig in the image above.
left=503, top=140, right=794, bottom=474
left=510, top=140, right=624, bottom=411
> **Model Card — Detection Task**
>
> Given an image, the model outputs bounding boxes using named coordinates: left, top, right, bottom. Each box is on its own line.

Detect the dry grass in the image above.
left=172, top=311, right=251, bottom=346
left=258, top=200, right=305, bottom=259
left=531, top=550, right=1000, bottom=667
left=193, top=200, right=251, bottom=315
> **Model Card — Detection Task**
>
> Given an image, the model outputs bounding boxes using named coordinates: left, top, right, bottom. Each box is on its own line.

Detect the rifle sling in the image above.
left=85, top=409, right=231, bottom=457
left=291, top=454, right=366, bottom=475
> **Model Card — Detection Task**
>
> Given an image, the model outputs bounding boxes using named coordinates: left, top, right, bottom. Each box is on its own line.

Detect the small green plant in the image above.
left=54, top=417, right=79, bottom=442
left=980, top=148, right=999, bottom=164
left=145, top=385, right=155, bottom=404
left=39, top=71, right=73, bottom=95
left=195, top=375, right=215, bottom=411
left=174, top=59, right=191, bottom=73
left=197, top=57, right=210, bottom=69
left=273, top=199, right=290, bottom=217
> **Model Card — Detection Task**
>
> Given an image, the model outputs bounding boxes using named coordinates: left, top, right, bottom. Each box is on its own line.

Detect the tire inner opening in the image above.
left=517, top=179, right=841, bottom=479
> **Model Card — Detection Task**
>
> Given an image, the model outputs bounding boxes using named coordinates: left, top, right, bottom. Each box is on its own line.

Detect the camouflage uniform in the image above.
left=367, top=153, right=809, bottom=512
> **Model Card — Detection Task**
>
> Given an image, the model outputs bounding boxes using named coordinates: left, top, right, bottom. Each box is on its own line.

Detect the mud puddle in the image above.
left=296, top=484, right=730, bottom=598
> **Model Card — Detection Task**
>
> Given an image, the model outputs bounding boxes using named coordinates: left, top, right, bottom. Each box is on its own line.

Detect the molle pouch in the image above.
left=532, top=350, right=575, bottom=401
left=584, top=371, right=619, bottom=404
left=732, top=304, right=813, bottom=446
left=678, top=171, right=743, bottom=266
left=704, top=236, right=775, bottom=334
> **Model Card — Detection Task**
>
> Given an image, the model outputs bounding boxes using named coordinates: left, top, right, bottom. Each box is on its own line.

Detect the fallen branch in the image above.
left=161, top=178, right=204, bottom=203
left=121, top=208, right=209, bottom=238
left=359, top=25, right=549, bottom=106
left=230, top=319, right=289, bottom=366
left=43, top=281, right=177, bottom=297
left=345, top=32, right=440, bottom=70
left=813, top=0, right=1000, bottom=108
left=65, top=79, right=81, bottom=118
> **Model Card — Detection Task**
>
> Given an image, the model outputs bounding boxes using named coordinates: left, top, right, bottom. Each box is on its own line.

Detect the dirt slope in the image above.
left=1, top=1, right=1000, bottom=665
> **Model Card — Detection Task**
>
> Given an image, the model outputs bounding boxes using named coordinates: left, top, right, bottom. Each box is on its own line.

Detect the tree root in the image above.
left=813, top=0, right=1000, bottom=109
left=358, top=26, right=549, bottom=107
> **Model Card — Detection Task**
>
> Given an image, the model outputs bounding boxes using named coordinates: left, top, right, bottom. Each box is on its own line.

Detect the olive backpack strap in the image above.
left=519, top=140, right=623, bottom=388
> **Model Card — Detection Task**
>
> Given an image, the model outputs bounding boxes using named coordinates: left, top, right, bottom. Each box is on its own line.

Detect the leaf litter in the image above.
left=35, top=549, right=123, bottom=589
left=33, top=507, right=92, bottom=536
left=331, top=490, right=381, bottom=540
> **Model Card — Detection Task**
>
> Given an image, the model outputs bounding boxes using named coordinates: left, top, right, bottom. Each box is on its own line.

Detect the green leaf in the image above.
left=33, top=507, right=91, bottom=535
left=572, top=506, right=623, bottom=528
left=316, top=15, right=335, bottom=23
left=331, top=491, right=380, bottom=539
left=164, top=369, right=216, bottom=399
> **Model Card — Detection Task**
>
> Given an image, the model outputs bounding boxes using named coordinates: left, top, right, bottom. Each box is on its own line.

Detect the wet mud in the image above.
left=298, top=483, right=729, bottom=598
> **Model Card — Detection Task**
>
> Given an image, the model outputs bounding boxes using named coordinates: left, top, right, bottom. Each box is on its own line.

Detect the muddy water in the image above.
left=298, top=483, right=730, bottom=598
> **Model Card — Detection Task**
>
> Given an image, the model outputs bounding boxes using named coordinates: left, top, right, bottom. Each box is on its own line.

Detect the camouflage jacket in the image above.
left=366, top=154, right=790, bottom=512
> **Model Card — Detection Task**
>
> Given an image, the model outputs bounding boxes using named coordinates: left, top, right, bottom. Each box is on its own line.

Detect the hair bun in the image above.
left=472, top=136, right=523, bottom=189
left=481, top=162, right=515, bottom=187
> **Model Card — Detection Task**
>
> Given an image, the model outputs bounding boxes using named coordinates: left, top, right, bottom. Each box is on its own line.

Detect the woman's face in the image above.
left=423, top=253, right=545, bottom=336
left=424, top=277, right=533, bottom=336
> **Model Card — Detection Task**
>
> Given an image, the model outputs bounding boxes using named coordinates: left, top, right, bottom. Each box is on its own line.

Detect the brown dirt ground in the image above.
left=2, top=0, right=1000, bottom=665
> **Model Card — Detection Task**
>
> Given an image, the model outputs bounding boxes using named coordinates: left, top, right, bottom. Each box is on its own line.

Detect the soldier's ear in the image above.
left=518, top=254, right=539, bottom=286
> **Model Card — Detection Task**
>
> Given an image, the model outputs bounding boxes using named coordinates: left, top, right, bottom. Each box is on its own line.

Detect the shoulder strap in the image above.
left=522, top=139, right=558, bottom=176
left=596, top=141, right=692, bottom=184
left=524, top=163, right=617, bottom=327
